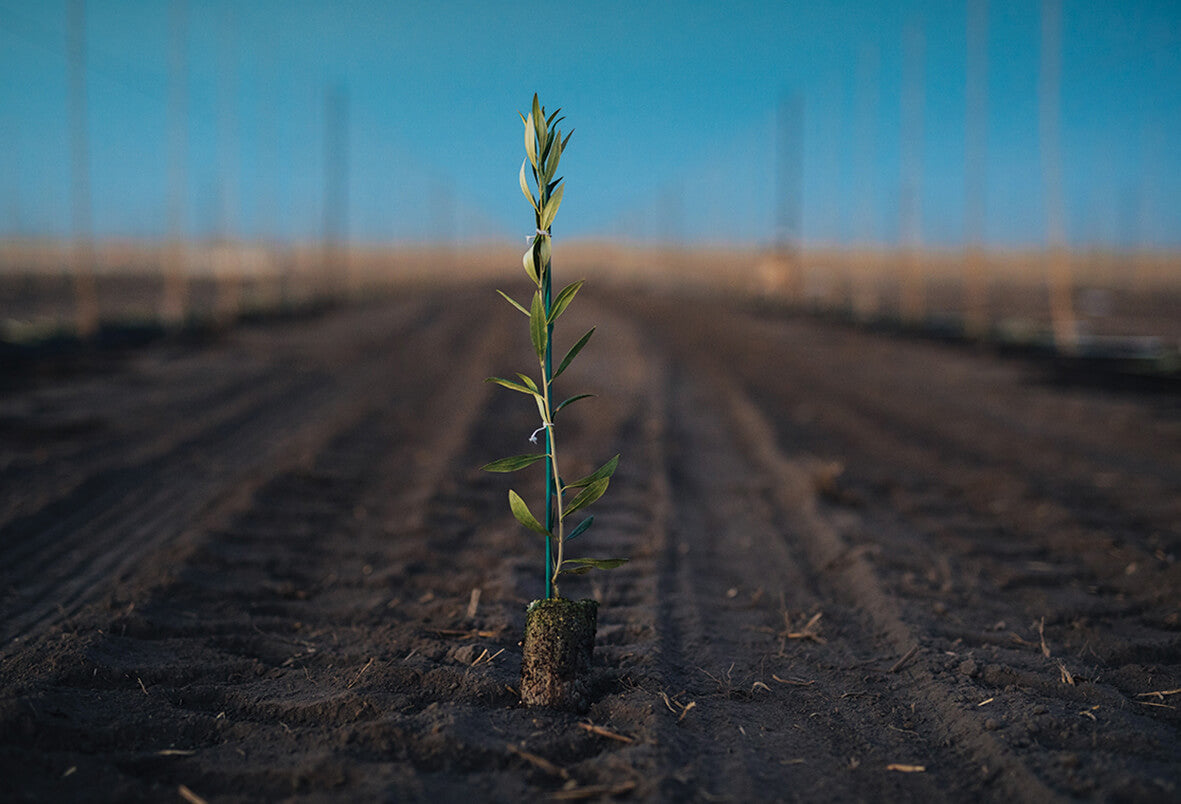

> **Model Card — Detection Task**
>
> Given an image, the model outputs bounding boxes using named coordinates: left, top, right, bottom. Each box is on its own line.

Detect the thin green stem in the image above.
left=543, top=257, right=554, bottom=599
left=542, top=397, right=566, bottom=597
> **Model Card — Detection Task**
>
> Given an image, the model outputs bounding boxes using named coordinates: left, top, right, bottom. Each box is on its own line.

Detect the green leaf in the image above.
left=486, top=376, right=539, bottom=396
left=565, top=454, right=619, bottom=490
left=559, top=557, right=628, bottom=576
left=519, top=159, right=537, bottom=210
left=540, top=128, right=556, bottom=169
left=547, top=177, right=563, bottom=195
left=546, top=107, right=563, bottom=126
left=566, top=515, right=593, bottom=541
left=540, top=183, right=565, bottom=231
left=524, top=114, right=537, bottom=168
left=544, top=131, right=562, bottom=179
left=515, top=373, right=539, bottom=393
left=550, top=394, right=590, bottom=413
left=554, top=393, right=594, bottom=415
left=538, top=235, right=551, bottom=270
left=531, top=95, right=546, bottom=154
left=482, top=454, right=547, bottom=472
left=563, top=477, right=609, bottom=519
left=548, top=279, right=583, bottom=324
left=562, top=129, right=574, bottom=151
left=497, top=289, right=528, bottom=316
left=529, top=290, right=548, bottom=361
left=522, top=245, right=539, bottom=284
left=554, top=327, right=594, bottom=379
left=509, top=489, right=549, bottom=535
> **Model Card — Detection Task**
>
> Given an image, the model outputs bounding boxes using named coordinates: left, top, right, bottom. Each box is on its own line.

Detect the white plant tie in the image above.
left=529, top=422, right=553, bottom=444
left=526, top=228, right=551, bottom=245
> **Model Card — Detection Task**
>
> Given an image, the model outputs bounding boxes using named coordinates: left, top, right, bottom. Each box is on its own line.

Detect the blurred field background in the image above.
left=1, top=0, right=1178, bottom=356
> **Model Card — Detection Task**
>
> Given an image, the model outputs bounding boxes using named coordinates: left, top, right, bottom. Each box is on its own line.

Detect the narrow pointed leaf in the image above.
left=523, top=245, right=539, bottom=283
left=565, top=454, right=619, bottom=490
left=559, top=557, right=629, bottom=576
left=538, top=235, right=551, bottom=270
left=497, top=289, right=529, bottom=316
left=562, top=129, right=574, bottom=151
left=554, top=393, right=595, bottom=415
left=548, top=279, right=583, bottom=324
left=563, top=557, right=629, bottom=570
left=540, top=183, right=565, bottom=230
left=515, top=373, right=539, bottom=392
left=546, top=107, right=562, bottom=126
left=519, top=159, right=537, bottom=210
left=486, top=376, right=539, bottom=396
left=563, top=477, right=609, bottom=519
left=482, top=454, right=547, bottom=472
left=529, top=290, right=547, bottom=361
left=545, top=132, right=562, bottom=179
left=509, top=489, right=549, bottom=535
left=566, top=515, right=593, bottom=541
left=547, top=177, right=563, bottom=195
left=554, top=327, right=594, bottom=379
left=524, top=115, right=537, bottom=168
left=531, top=95, right=546, bottom=154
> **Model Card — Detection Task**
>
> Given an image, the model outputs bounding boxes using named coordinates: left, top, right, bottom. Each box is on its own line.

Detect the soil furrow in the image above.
left=0, top=291, right=519, bottom=800
left=1, top=285, right=1176, bottom=802
left=637, top=290, right=1178, bottom=800
left=0, top=296, right=443, bottom=650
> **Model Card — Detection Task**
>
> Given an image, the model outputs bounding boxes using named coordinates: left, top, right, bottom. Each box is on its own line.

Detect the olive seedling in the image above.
left=483, top=94, right=626, bottom=600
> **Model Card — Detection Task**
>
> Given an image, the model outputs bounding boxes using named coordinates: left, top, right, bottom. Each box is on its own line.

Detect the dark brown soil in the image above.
left=0, top=282, right=1177, bottom=802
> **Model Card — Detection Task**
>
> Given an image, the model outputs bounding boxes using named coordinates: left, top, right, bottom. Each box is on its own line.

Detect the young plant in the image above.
left=483, top=94, right=626, bottom=600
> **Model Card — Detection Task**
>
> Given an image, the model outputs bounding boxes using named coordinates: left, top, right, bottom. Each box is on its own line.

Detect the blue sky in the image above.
left=1, top=0, right=1178, bottom=248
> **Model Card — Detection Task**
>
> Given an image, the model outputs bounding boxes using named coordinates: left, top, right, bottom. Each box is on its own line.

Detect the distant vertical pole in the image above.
left=822, top=72, right=843, bottom=310
left=1132, top=124, right=1161, bottom=293
left=68, top=0, right=99, bottom=337
left=964, top=0, right=990, bottom=339
left=162, top=0, right=189, bottom=326
left=1040, top=0, right=1077, bottom=353
left=899, top=21, right=926, bottom=324
left=3, top=116, right=21, bottom=242
left=258, top=33, right=281, bottom=308
left=324, top=84, right=349, bottom=298
left=853, top=45, right=880, bottom=318
left=215, top=6, right=241, bottom=323
left=775, top=92, right=804, bottom=300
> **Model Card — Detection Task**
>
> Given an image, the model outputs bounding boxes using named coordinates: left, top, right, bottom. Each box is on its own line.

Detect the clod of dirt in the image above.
left=451, top=644, right=478, bottom=665
left=959, top=659, right=979, bottom=678
left=520, top=598, right=598, bottom=711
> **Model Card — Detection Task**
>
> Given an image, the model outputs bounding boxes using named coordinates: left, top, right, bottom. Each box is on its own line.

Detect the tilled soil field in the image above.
left=1, top=284, right=1178, bottom=802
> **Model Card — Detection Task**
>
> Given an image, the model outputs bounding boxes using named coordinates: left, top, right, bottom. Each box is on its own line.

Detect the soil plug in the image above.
left=520, top=597, right=598, bottom=709
left=483, top=95, right=627, bottom=708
